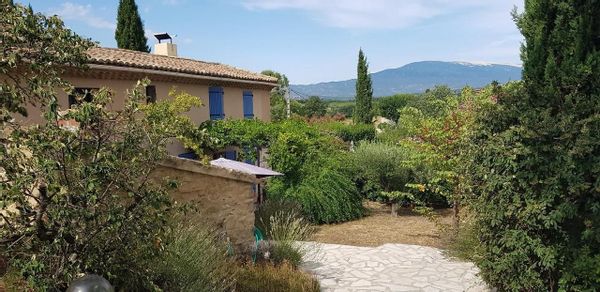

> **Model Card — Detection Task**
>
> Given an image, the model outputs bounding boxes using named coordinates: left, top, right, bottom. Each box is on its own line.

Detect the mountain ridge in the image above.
left=290, top=61, right=522, bottom=100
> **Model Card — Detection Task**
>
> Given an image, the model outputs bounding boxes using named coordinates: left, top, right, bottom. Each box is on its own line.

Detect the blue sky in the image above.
left=19, top=0, right=523, bottom=84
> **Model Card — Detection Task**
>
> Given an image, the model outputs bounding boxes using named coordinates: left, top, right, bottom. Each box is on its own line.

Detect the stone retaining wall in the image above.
left=153, top=156, right=257, bottom=251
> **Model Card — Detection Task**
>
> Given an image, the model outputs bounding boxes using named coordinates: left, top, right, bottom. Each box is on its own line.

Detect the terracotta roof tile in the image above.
left=87, top=47, right=278, bottom=84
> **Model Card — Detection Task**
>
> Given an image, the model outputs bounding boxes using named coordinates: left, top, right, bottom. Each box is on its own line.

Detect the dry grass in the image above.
left=311, top=201, right=453, bottom=248
left=236, top=262, right=320, bottom=292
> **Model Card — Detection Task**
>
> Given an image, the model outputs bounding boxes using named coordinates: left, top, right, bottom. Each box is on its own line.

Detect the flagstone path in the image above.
left=302, top=242, right=489, bottom=292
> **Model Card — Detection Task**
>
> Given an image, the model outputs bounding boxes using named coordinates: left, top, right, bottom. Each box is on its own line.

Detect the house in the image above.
left=20, top=33, right=278, bottom=156
left=11, top=35, right=280, bottom=250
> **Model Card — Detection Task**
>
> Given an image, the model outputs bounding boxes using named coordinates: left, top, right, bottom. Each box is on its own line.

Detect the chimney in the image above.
left=153, top=32, right=177, bottom=57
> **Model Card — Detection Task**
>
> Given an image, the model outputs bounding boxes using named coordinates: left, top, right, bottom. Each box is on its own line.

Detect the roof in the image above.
left=210, top=158, right=283, bottom=178
left=87, top=47, right=278, bottom=84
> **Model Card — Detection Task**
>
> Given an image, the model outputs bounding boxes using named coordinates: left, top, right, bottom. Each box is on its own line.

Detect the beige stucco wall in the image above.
left=18, top=71, right=273, bottom=154
left=152, top=156, right=257, bottom=251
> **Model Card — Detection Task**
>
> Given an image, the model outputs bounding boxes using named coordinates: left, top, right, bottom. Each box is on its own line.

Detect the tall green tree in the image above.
left=470, top=1, right=600, bottom=290
left=261, top=70, right=289, bottom=121
left=115, top=0, right=149, bottom=52
left=301, top=96, right=327, bottom=118
left=353, top=49, right=373, bottom=124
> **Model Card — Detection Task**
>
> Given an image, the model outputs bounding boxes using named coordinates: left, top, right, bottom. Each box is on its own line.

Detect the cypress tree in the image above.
left=470, top=0, right=600, bottom=290
left=115, top=0, right=149, bottom=52
left=353, top=49, right=373, bottom=124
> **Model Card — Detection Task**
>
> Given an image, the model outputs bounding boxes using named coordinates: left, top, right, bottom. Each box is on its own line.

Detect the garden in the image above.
left=2, top=1, right=600, bottom=291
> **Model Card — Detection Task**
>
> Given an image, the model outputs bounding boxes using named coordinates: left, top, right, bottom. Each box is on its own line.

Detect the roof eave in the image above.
left=88, top=63, right=279, bottom=88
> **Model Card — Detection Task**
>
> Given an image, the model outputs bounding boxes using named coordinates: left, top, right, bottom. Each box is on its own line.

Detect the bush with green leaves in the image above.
left=349, top=142, right=413, bottom=195
left=270, top=166, right=363, bottom=224
left=466, top=2, right=600, bottom=290
left=317, top=121, right=375, bottom=142
left=374, top=94, right=416, bottom=121
left=152, top=219, right=237, bottom=291
left=255, top=198, right=304, bottom=239
left=194, top=118, right=363, bottom=224
left=266, top=211, right=314, bottom=268
left=0, top=82, right=204, bottom=290
left=297, top=96, right=327, bottom=118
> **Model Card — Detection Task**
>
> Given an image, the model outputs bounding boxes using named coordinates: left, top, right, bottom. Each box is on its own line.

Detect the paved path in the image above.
left=301, top=242, right=489, bottom=292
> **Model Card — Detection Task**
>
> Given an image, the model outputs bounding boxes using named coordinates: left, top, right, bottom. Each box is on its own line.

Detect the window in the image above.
left=68, top=88, right=97, bottom=108
left=243, top=90, right=254, bottom=119
left=146, top=85, right=157, bottom=104
left=224, top=151, right=236, bottom=160
left=209, top=86, right=225, bottom=120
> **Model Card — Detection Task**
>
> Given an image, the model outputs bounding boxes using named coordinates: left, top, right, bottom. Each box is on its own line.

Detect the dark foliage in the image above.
left=353, top=49, right=373, bottom=124
left=115, top=0, right=149, bottom=52
left=469, top=1, right=600, bottom=290
left=375, top=94, right=416, bottom=121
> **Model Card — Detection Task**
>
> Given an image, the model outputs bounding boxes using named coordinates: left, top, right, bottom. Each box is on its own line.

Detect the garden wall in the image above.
left=153, top=156, right=257, bottom=251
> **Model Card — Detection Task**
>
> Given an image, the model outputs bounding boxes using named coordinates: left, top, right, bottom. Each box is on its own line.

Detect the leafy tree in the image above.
left=193, top=119, right=364, bottom=224
left=1, top=82, right=202, bottom=290
left=261, top=70, right=289, bottom=121
left=375, top=94, right=416, bottom=121
left=353, top=49, right=373, bottom=124
left=0, top=3, right=93, bottom=122
left=115, top=0, right=149, bottom=52
left=300, top=96, right=327, bottom=118
left=469, top=1, right=600, bottom=290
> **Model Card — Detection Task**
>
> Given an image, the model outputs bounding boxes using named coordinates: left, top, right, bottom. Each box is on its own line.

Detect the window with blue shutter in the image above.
left=224, top=151, right=237, bottom=160
left=243, top=90, right=254, bottom=119
left=209, top=87, right=225, bottom=120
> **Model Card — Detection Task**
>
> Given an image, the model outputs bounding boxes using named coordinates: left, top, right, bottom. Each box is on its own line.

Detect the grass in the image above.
left=311, top=201, right=453, bottom=248
left=236, top=262, right=320, bottom=292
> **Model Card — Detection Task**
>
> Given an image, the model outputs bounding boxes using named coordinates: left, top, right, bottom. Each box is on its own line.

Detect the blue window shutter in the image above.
left=224, top=151, right=236, bottom=160
left=243, top=91, right=254, bottom=119
left=209, top=87, right=224, bottom=120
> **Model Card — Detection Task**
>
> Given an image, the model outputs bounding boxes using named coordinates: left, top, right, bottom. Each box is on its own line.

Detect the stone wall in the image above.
left=152, top=156, right=258, bottom=251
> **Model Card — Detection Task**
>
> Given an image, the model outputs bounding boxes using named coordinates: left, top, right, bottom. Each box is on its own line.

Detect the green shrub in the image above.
left=467, top=1, right=600, bottom=290
left=286, top=168, right=364, bottom=224
left=270, top=244, right=303, bottom=269
left=317, top=122, right=376, bottom=142
left=268, top=211, right=314, bottom=242
left=1, top=83, right=204, bottom=290
left=268, top=211, right=314, bottom=267
left=236, top=263, right=320, bottom=292
left=199, top=119, right=364, bottom=225
left=152, top=220, right=237, bottom=291
left=255, top=198, right=304, bottom=238
left=375, top=94, right=416, bottom=121
left=349, top=142, right=413, bottom=195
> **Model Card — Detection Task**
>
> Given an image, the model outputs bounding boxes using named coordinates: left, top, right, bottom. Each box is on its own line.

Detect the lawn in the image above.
left=311, top=201, right=453, bottom=248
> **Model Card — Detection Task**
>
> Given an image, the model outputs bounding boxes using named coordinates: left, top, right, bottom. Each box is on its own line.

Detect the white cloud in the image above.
left=50, top=2, right=116, bottom=30
left=242, top=0, right=519, bottom=29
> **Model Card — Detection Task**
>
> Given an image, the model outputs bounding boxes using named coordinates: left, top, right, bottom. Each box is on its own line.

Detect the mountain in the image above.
left=291, top=61, right=522, bottom=100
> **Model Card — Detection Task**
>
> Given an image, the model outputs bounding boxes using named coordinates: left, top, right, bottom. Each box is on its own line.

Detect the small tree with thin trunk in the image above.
left=353, top=49, right=373, bottom=124
left=115, top=0, right=149, bottom=52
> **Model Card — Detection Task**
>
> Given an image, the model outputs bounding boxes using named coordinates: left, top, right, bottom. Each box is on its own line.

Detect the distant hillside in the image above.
left=291, top=61, right=522, bottom=100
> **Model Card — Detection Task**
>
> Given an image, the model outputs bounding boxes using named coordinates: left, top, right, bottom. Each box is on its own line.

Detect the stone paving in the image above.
left=301, top=242, right=489, bottom=292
